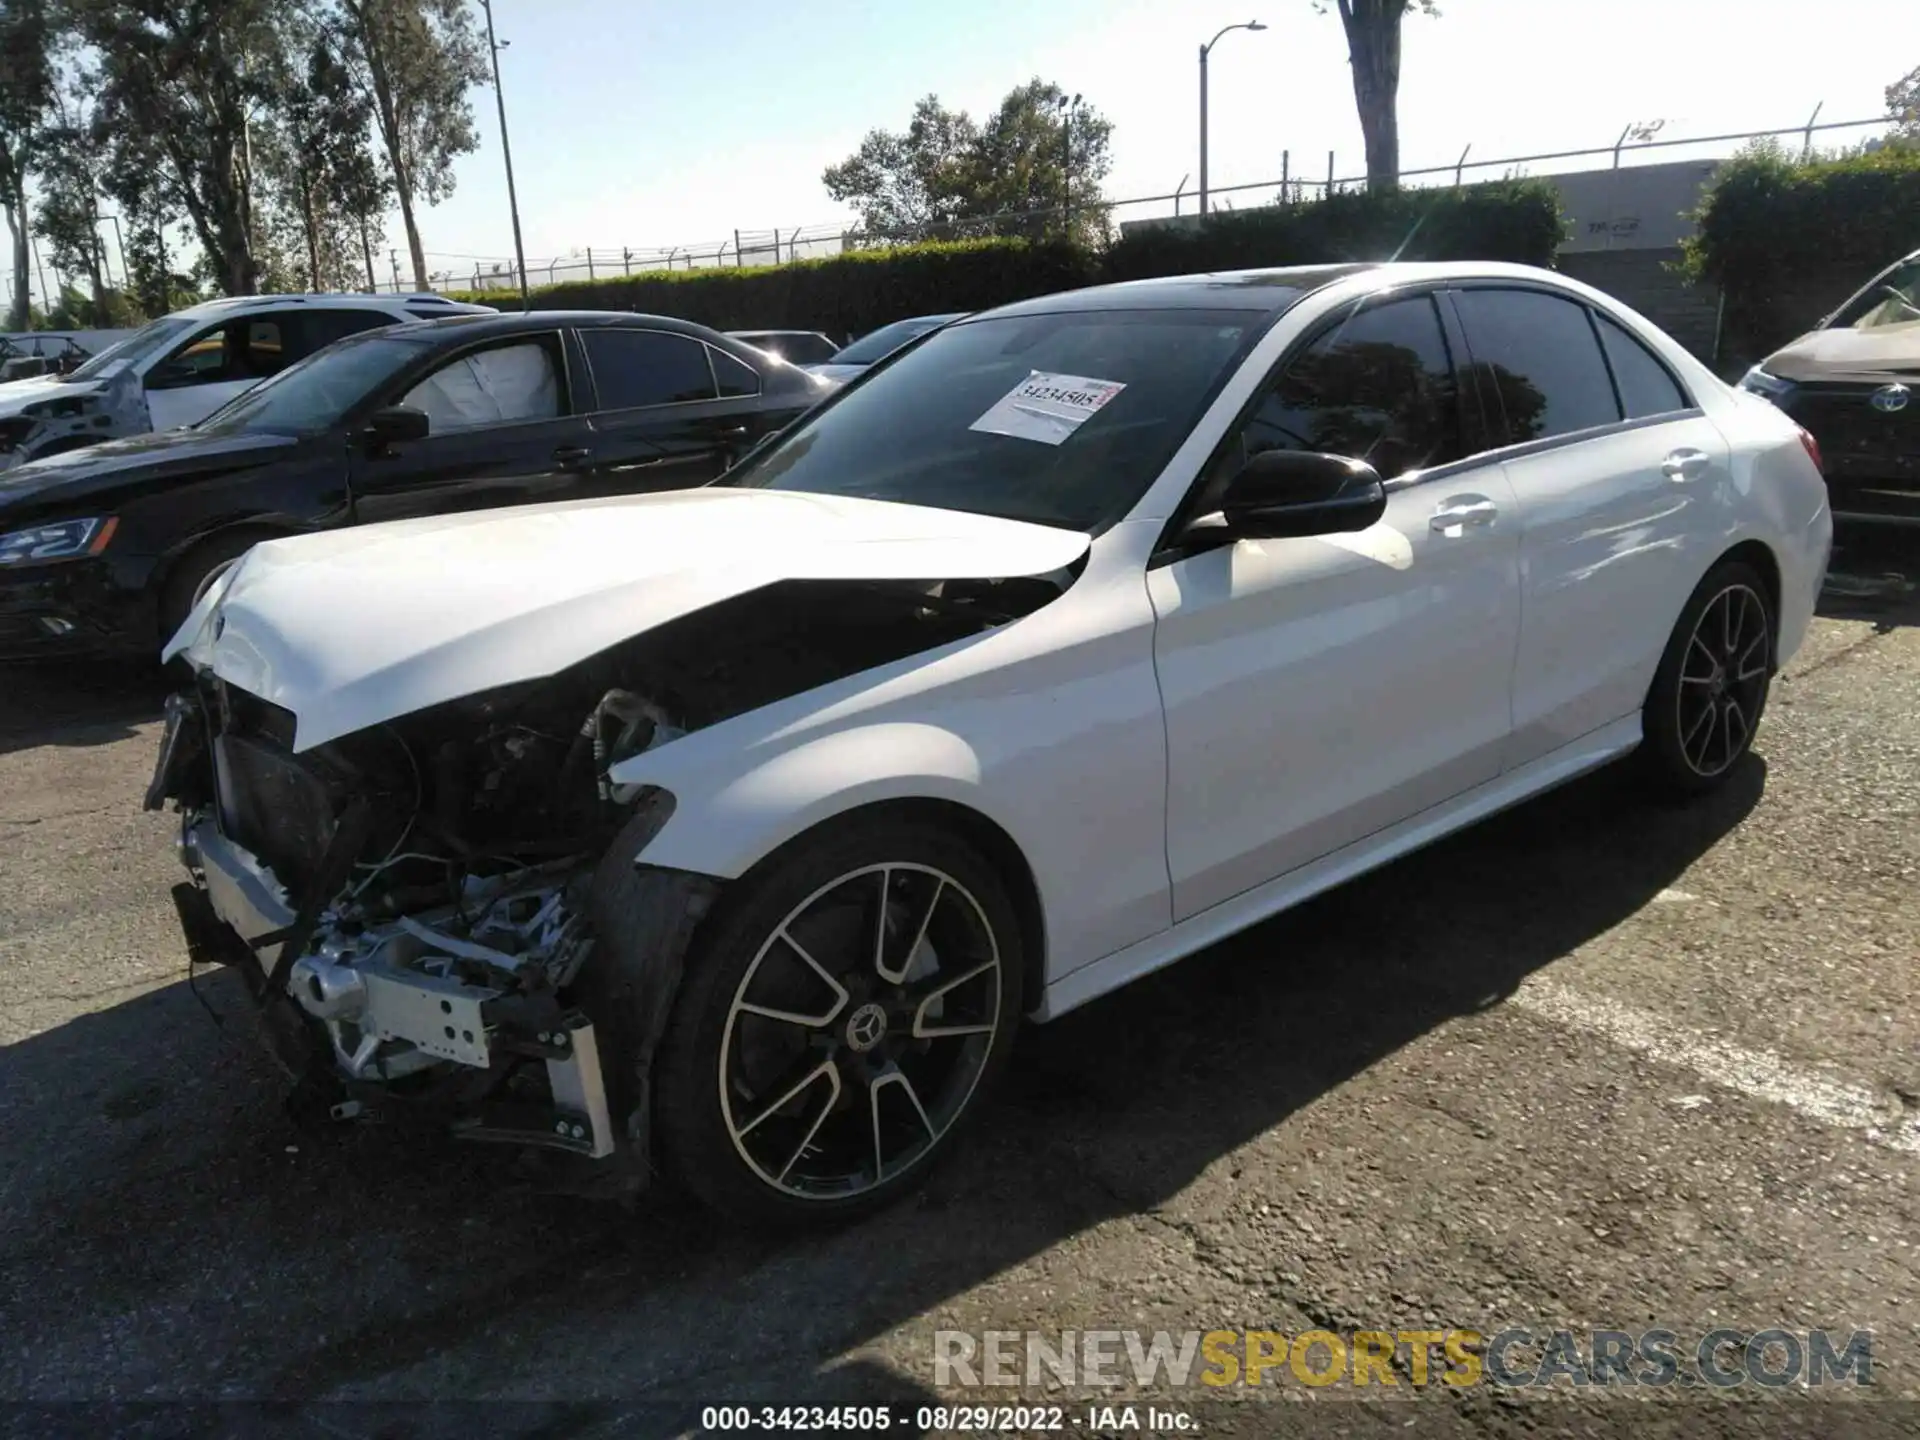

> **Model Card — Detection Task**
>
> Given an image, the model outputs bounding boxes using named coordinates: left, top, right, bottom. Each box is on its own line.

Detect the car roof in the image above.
left=728, top=329, right=829, bottom=338
left=370, top=309, right=749, bottom=344
left=974, top=266, right=1382, bottom=321
left=171, top=293, right=494, bottom=321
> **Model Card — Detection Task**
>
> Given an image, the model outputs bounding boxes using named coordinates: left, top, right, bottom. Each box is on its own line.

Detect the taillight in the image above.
left=1796, top=426, right=1823, bottom=476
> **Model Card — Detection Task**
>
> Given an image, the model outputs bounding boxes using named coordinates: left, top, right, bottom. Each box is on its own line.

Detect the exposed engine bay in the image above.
left=151, top=573, right=1067, bottom=1181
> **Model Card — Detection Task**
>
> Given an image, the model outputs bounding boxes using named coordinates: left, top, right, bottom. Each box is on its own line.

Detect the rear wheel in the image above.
left=653, top=815, right=1024, bottom=1228
left=1639, top=559, right=1775, bottom=795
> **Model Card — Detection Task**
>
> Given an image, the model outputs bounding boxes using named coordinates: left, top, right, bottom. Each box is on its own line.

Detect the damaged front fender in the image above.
left=578, top=793, right=723, bottom=1192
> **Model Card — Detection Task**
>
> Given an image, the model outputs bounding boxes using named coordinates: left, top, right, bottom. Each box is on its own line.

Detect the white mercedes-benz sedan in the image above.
left=150, top=261, right=1831, bottom=1225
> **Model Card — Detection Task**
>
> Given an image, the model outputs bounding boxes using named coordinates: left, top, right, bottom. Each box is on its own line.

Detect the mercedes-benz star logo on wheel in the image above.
left=845, top=1003, right=888, bottom=1053
left=1870, top=383, right=1910, bottom=414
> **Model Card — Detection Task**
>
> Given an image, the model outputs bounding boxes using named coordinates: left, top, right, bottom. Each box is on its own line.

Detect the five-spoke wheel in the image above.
left=654, top=818, right=1023, bottom=1226
left=1642, top=559, right=1775, bottom=794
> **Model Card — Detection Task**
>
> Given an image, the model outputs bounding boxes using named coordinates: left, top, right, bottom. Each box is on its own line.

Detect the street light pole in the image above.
left=1199, top=19, right=1267, bottom=216
left=479, top=0, right=531, bottom=312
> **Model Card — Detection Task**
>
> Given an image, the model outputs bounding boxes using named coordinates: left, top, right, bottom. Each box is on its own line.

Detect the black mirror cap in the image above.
left=1220, top=450, right=1387, bottom=539
left=365, top=405, right=430, bottom=447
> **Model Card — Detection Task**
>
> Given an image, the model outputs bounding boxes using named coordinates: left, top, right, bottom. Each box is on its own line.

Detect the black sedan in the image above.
left=0, top=310, right=830, bottom=660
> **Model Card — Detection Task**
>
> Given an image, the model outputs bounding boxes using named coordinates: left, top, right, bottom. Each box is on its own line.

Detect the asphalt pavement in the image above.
left=2, top=527, right=1917, bottom=1439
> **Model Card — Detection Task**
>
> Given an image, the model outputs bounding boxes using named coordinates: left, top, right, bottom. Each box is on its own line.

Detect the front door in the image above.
left=1446, top=286, right=1730, bottom=770
left=348, top=331, right=598, bottom=525
left=1150, top=291, right=1523, bottom=921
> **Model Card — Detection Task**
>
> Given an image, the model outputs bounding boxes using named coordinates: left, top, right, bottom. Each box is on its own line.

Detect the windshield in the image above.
left=196, top=331, right=429, bottom=434
left=829, top=315, right=963, bottom=367
left=725, top=307, right=1271, bottom=532
left=65, top=317, right=196, bottom=381
left=1828, top=258, right=1920, bottom=331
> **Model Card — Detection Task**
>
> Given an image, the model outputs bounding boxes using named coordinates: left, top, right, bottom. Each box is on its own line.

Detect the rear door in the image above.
left=347, top=329, right=599, bottom=525
left=575, top=327, right=774, bottom=494
left=1446, top=285, right=1731, bottom=771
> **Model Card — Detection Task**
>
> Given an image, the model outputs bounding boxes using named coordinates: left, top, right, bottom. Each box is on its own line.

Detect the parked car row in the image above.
left=126, top=259, right=1834, bottom=1227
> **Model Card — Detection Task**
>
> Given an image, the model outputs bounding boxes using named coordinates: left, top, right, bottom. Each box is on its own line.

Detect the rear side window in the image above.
left=1228, top=293, right=1462, bottom=481
left=1454, top=289, right=1620, bottom=444
left=1594, top=312, right=1689, bottom=419
left=583, top=329, right=717, bottom=410
left=303, top=308, right=400, bottom=353
left=711, top=347, right=760, bottom=398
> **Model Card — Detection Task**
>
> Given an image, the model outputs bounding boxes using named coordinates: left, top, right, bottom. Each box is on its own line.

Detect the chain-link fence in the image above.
left=381, top=110, right=1898, bottom=296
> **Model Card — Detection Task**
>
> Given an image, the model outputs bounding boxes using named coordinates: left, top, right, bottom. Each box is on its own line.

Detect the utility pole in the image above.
left=1199, top=20, right=1266, bottom=215
left=389, top=248, right=402, bottom=293
left=479, top=0, right=531, bottom=312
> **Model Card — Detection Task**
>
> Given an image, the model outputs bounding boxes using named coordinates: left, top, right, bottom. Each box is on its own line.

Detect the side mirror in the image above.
left=364, top=405, right=430, bottom=449
left=1216, top=450, right=1387, bottom=539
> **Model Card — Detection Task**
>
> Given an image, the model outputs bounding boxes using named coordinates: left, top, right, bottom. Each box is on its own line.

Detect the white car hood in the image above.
left=169, top=486, right=1090, bottom=753
left=0, top=375, right=101, bottom=412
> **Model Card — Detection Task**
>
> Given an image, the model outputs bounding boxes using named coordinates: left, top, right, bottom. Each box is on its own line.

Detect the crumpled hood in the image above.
left=1764, top=322, right=1920, bottom=384
left=169, top=486, right=1090, bottom=752
left=0, top=375, right=104, bottom=413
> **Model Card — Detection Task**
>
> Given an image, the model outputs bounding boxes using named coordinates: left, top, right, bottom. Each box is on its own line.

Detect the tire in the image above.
left=1638, top=559, right=1775, bottom=797
left=157, top=532, right=274, bottom=650
left=653, top=814, right=1025, bottom=1228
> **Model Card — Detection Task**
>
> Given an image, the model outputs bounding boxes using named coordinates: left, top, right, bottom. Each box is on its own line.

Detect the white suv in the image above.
left=0, top=292, right=494, bottom=471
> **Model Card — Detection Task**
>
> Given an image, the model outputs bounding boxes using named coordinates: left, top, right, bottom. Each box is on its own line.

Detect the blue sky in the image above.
left=412, top=0, right=1909, bottom=280
left=20, top=0, right=1916, bottom=299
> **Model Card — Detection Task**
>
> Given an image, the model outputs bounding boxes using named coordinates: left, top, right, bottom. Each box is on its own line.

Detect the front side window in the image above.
left=1828, top=258, right=1920, bottom=331
left=149, top=317, right=286, bottom=389
left=582, top=329, right=717, bottom=410
left=66, top=316, right=196, bottom=381
left=400, top=340, right=562, bottom=433
left=726, top=306, right=1273, bottom=532
left=1595, top=312, right=1689, bottom=419
left=1454, top=288, right=1620, bottom=444
left=1220, top=294, right=1461, bottom=482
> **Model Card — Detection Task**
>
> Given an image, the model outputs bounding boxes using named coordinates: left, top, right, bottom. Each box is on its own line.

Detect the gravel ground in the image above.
left=2, top=528, right=1917, bottom=1440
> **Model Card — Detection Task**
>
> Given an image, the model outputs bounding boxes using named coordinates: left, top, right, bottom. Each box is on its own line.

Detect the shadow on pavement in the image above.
left=1820, top=525, right=1920, bottom=631
left=0, top=660, right=171, bottom=757
left=0, top=755, right=1765, bottom=1418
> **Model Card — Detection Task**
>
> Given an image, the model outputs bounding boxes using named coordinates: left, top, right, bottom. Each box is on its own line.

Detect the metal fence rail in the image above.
left=371, top=110, right=1895, bottom=297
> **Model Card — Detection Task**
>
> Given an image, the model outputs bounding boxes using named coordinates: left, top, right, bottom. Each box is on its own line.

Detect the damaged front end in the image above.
left=148, top=573, right=1058, bottom=1185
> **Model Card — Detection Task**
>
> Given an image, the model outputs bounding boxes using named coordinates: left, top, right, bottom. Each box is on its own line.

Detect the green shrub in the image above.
left=1103, top=178, right=1565, bottom=281
left=1681, top=141, right=1920, bottom=364
left=446, top=237, right=1100, bottom=337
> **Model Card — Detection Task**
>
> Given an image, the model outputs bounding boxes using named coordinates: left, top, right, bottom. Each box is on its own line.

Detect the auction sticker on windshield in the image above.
left=969, top=371, right=1127, bottom=446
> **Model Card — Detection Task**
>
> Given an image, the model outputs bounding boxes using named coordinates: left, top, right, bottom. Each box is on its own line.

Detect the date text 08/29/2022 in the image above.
left=698, top=1404, right=1197, bottom=1433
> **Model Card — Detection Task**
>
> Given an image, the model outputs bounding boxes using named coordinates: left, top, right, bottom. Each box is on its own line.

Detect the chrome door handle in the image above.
left=1430, top=498, right=1499, bottom=533
left=1661, top=447, right=1710, bottom=482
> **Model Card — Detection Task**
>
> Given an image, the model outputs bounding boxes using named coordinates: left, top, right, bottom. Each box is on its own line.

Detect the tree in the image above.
left=823, top=81, right=1113, bottom=246
left=33, top=57, right=113, bottom=318
left=77, top=0, right=298, bottom=296
left=276, top=25, right=384, bottom=291
left=335, top=0, right=488, bottom=292
left=1315, top=0, right=1439, bottom=193
left=1890, top=64, right=1919, bottom=144
left=0, top=0, right=54, bottom=330
left=954, top=80, right=1113, bottom=246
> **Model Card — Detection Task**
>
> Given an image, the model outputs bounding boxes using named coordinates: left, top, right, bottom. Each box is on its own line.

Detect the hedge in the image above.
left=1680, top=142, right=1920, bottom=368
left=446, top=238, right=1101, bottom=339
left=448, top=179, right=1566, bottom=333
left=1103, top=178, right=1565, bottom=281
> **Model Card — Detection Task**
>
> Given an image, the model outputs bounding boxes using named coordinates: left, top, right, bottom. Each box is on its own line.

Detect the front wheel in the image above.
left=653, top=816, right=1024, bottom=1228
left=1639, top=559, right=1775, bottom=795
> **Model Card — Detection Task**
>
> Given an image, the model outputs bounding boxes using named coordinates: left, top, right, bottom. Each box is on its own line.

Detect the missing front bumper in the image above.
left=172, top=809, right=616, bottom=1161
